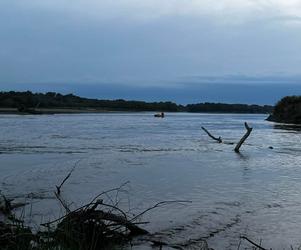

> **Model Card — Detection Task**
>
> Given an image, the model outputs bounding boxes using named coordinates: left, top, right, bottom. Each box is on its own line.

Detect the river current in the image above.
left=1, top=113, right=301, bottom=249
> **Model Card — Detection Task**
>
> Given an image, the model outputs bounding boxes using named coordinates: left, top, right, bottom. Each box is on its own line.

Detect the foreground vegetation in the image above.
left=0, top=172, right=192, bottom=250
left=0, top=91, right=273, bottom=113
left=267, top=96, right=301, bottom=124
left=0, top=199, right=147, bottom=250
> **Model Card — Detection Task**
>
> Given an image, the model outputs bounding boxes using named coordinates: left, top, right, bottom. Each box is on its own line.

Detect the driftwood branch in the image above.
left=48, top=172, right=192, bottom=249
left=55, top=164, right=77, bottom=195
left=41, top=201, right=126, bottom=227
left=42, top=199, right=191, bottom=232
left=88, top=210, right=149, bottom=236
left=240, top=236, right=267, bottom=250
left=44, top=182, right=151, bottom=249
left=54, top=162, right=80, bottom=213
left=234, top=122, right=253, bottom=153
left=54, top=191, right=71, bottom=213
left=201, top=127, right=222, bottom=143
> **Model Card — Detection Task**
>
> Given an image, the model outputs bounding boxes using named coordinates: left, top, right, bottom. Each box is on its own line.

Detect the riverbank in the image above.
left=0, top=91, right=273, bottom=114
left=0, top=108, right=116, bottom=115
left=0, top=108, right=273, bottom=116
left=266, top=96, right=301, bottom=124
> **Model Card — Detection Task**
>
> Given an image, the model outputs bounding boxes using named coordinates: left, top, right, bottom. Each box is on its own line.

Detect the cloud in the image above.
left=1, top=0, right=301, bottom=88
left=7, top=0, right=301, bottom=25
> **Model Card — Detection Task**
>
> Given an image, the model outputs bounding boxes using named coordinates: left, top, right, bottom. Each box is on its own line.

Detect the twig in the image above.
left=54, top=191, right=70, bottom=213
left=95, top=201, right=128, bottom=220
left=201, top=127, right=222, bottom=143
left=89, top=210, right=149, bottom=235
left=130, top=200, right=192, bottom=222
left=89, top=181, right=130, bottom=205
left=240, top=236, right=267, bottom=250
left=55, top=162, right=79, bottom=195
left=237, top=238, right=242, bottom=250
left=54, top=162, right=80, bottom=213
left=234, top=122, right=253, bottom=153
left=41, top=205, right=90, bottom=226
left=41, top=200, right=126, bottom=227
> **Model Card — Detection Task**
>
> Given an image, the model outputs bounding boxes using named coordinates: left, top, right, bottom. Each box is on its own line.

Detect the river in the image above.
left=1, top=113, right=301, bottom=249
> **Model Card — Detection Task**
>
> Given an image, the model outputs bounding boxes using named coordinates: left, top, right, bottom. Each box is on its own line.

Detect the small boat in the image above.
left=154, top=112, right=165, bottom=118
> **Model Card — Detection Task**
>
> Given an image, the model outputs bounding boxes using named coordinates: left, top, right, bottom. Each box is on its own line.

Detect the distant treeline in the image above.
left=0, top=91, right=273, bottom=113
left=186, top=103, right=272, bottom=113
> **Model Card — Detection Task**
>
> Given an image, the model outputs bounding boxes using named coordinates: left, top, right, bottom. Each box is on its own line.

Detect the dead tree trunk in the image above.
left=201, top=127, right=222, bottom=143
left=234, top=122, right=253, bottom=153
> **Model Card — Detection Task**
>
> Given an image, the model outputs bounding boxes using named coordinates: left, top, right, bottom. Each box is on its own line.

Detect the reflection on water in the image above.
left=273, top=123, right=301, bottom=132
left=0, top=113, right=301, bottom=249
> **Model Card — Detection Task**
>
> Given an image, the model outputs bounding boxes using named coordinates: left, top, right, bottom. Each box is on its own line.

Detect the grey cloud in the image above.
left=0, top=0, right=301, bottom=104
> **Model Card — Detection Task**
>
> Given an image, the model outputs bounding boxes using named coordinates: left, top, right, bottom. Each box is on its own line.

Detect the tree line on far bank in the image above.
left=0, top=91, right=273, bottom=113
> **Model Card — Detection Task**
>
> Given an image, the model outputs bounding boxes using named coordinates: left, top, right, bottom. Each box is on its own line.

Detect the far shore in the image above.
left=0, top=108, right=121, bottom=115
left=0, top=108, right=272, bottom=115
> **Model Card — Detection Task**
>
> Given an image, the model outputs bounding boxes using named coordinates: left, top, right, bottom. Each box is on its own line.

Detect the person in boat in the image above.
left=154, top=112, right=165, bottom=118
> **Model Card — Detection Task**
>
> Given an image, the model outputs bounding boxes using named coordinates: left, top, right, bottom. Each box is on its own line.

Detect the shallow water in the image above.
left=1, top=113, right=301, bottom=249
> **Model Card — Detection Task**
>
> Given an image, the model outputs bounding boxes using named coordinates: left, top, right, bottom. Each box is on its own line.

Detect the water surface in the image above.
left=1, top=113, right=301, bottom=249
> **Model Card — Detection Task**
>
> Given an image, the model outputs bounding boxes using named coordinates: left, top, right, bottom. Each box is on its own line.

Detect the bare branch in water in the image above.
left=55, top=160, right=80, bottom=195
left=54, top=191, right=71, bottom=213
left=54, top=160, right=82, bottom=213
left=201, top=127, right=222, bottom=143
left=234, top=122, right=253, bottom=153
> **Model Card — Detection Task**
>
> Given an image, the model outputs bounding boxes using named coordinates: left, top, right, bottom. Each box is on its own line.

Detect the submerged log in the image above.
left=201, top=127, right=222, bottom=143
left=234, top=122, right=253, bottom=153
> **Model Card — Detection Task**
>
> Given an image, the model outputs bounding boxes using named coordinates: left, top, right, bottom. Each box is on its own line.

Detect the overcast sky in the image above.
left=1, top=0, right=301, bottom=104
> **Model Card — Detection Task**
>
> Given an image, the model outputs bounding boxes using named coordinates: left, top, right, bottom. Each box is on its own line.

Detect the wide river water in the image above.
left=1, top=113, right=301, bottom=249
